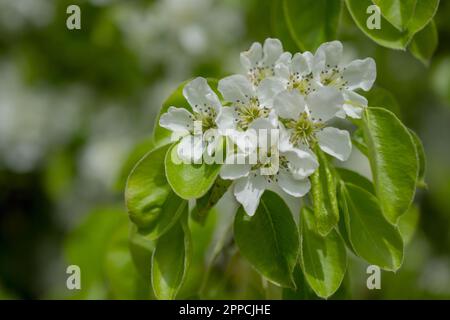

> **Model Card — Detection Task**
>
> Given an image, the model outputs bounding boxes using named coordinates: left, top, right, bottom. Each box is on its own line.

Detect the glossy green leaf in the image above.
left=340, top=182, right=404, bottom=271
left=270, top=0, right=298, bottom=52
left=346, top=0, right=410, bottom=49
left=165, top=142, right=222, bottom=200
left=372, top=0, right=417, bottom=31
left=300, top=207, right=347, bottom=298
left=362, top=107, right=419, bottom=223
left=346, top=0, right=439, bottom=50
left=410, top=20, right=438, bottom=66
left=125, top=144, right=185, bottom=238
left=283, top=0, right=342, bottom=51
left=129, top=224, right=155, bottom=280
left=234, top=191, right=299, bottom=288
left=152, top=216, right=191, bottom=300
left=153, top=79, right=219, bottom=146
left=311, top=146, right=339, bottom=236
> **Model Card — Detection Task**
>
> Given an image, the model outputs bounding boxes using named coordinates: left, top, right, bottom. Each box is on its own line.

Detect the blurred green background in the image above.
left=0, top=0, right=449, bottom=299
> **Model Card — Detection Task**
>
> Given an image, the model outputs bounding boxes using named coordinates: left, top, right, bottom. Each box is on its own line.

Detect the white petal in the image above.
left=343, top=90, right=367, bottom=119
left=234, top=175, right=267, bottom=216
left=177, top=135, right=204, bottom=163
left=278, top=171, right=311, bottom=197
left=262, top=38, right=283, bottom=66
left=291, top=51, right=314, bottom=75
left=159, top=107, right=194, bottom=134
left=315, top=41, right=343, bottom=69
left=218, top=74, right=255, bottom=103
left=216, top=106, right=236, bottom=133
left=343, top=58, right=376, bottom=91
left=240, top=42, right=263, bottom=70
left=257, top=77, right=286, bottom=107
left=316, top=127, right=352, bottom=161
left=306, top=86, right=343, bottom=122
left=283, top=147, right=318, bottom=179
left=274, top=52, right=292, bottom=79
left=183, top=77, right=222, bottom=113
left=273, top=90, right=305, bottom=120
left=220, top=154, right=251, bottom=180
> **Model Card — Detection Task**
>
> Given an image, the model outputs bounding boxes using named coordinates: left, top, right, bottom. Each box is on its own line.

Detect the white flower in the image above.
left=313, top=41, right=376, bottom=119
left=216, top=74, right=284, bottom=152
left=240, top=38, right=284, bottom=86
left=274, top=41, right=376, bottom=119
left=159, top=77, right=223, bottom=162
left=273, top=87, right=352, bottom=162
left=220, top=118, right=318, bottom=216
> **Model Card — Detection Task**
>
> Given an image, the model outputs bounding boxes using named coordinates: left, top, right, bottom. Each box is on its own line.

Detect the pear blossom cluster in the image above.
left=159, top=39, right=376, bottom=216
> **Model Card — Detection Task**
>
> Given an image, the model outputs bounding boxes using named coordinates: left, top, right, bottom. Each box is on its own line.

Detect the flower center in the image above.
left=320, top=65, right=348, bottom=90
left=248, top=64, right=275, bottom=85
left=288, top=72, right=314, bottom=95
left=194, top=104, right=217, bottom=131
left=285, top=112, right=324, bottom=147
left=234, top=97, right=270, bottom=130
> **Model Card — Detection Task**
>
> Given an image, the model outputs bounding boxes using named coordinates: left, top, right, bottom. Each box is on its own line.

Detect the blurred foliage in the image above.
left=0, top=0, right=449, bottom=299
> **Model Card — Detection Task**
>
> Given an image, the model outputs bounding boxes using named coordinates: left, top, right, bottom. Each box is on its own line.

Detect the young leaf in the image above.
left=362, top=107, right=419, bottom=224
left=299, top=207, right=347, bottom=299
left=311, top=146, right=339, bottom=236
left=283, top=0, right=342, bottom=51
left=234, top=191, right=299, bottom=288
left=165, top=142, right=222, bottom=200
left=340, top=182, right=404, bottom=271
left=152, top=216, right=191, bottom=300
left=406, top=0, right=440, bottom=36
left=125, top=144, right=184, bottom=238
left=409, top=20, right=438, bottom=66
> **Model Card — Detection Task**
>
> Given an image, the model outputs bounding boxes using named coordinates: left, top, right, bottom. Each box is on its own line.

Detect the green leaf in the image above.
left=152, top=216, right=191, bottom=300
left=165, top=142, right=222, bottom=200
left=409, top=129, right=427, bottom=187
left=153, top=79, right=219, bottom=146
left=340, top=182, right=404, bottom=271
left=351, top=128, right=368, bottom=156
left=362, top=107, right=419, bottom=223
left=336, top=167, right=375, bottom=195
left=234, top=191, right=299, bottom=288
left=300, top=207, right=347, bottom=298
left=125, top=144, right=185, bottom=237
left=270, top=0, right=298, bottom=53
left=372, top=0, right=417, bottom=31
left=311, top=146, right=339, bottom=236
left=406, top=0, right=440, bottom=36
left=283, top=0, right=342, bottom=51
left=346, top=0, right=439, bottom=50
left=398, top=204, right=420, bottom=244
left=346, top=0, right=410, bottom=49
left=409, top=20, right=438, bottom=66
